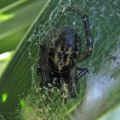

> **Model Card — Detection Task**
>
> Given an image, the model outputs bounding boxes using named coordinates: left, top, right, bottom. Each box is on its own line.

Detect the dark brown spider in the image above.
left=37, top=6, right=93, bottom=97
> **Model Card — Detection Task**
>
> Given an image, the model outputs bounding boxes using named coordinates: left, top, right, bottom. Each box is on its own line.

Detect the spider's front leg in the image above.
left=81, top=12, right=93, bottom=54
left=68, top=6, right=93, bottom=61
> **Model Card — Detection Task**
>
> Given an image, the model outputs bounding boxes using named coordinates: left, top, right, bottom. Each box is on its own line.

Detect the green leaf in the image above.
left=0, top=0, right=52, bottom=119
left=0, top=0, right=49, bottom=53
left=0, top=0, right=120, bottom=120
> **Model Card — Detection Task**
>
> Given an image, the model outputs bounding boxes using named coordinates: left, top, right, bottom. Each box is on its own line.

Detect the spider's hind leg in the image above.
left=76, top=68, right=88, bottom=80
left=68, top=67, right=88, bottom=97
left=74, top=67, right=88, bottom=95
left=68, top=67, right=78, bottom=97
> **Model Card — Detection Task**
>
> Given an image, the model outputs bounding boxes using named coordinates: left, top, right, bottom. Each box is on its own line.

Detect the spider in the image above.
left=37, top=6, right=93, bottom=97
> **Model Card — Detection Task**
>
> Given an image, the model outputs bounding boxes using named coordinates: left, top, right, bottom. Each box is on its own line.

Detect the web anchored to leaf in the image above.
left=20, top=0, right=120, bottom=120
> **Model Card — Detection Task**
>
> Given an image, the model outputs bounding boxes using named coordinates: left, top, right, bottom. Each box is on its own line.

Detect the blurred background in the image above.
left=0, top=0, right=47, bottom=77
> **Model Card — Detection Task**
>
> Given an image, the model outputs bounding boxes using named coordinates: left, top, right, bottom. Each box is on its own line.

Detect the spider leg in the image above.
left=69, top=67, right=88, bottom=97
left=69, top=67, right=88, bottom=96
left=37, top=43, right=46, bottom=75
left=68, top=67, right=78, bottom=97
left=37, top=43, right=50, bottom=87
left=68, top=6, right=93, bottom=56
left=76, top=68, right=88, bottom=80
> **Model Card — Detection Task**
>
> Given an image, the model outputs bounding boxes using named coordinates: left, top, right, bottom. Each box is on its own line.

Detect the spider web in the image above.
left=37, top=0, right=87, bottom=50
left=20, top=0, right=120, bottom=120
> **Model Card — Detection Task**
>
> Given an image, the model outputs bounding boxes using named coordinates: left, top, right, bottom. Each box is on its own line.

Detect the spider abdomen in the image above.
left=48, top=27, right=81, bottom=73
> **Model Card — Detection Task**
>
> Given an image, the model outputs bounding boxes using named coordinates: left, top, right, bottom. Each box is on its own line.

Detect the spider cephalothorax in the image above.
left=37, top=7, right=93, bottom=97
